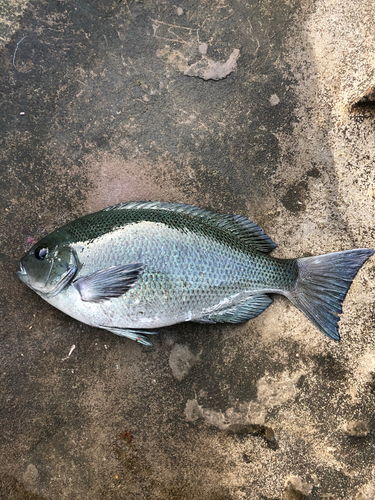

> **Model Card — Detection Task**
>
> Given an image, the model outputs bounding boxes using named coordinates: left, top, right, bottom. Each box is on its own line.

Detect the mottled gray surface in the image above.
left=0, top=0, right=374, bottom=499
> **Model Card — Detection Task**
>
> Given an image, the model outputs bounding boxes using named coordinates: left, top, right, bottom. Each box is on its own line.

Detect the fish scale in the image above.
left=17, top=201, right=374, bottom=345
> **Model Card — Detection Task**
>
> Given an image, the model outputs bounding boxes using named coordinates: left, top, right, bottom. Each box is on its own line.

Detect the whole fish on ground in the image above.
left=17, top=201, right=374, bottom=346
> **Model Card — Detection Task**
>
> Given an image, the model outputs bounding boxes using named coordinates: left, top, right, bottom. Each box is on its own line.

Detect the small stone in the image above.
left=176, top=7, right=183, bottom=15
left=199, top=43, right=208, bottom=55
left=169, top=344, right=200, bottom=381
left=185, top=399, right=202, bottom=422
left=281, top=476, right=313, bottom=500
left=184, top=49, right=240, bottom=81
left=270, top=94, right=280, bottom=105
left=355, top=481, right=375, bottom=500
left=344, top=420, right=370, bottom=437
left=23, top=464, right=39, bottom=483
left=163, top=333, right=176, bottom=347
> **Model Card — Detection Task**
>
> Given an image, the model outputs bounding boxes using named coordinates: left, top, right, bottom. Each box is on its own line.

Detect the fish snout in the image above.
left=16, top=260, right=29, bottom=285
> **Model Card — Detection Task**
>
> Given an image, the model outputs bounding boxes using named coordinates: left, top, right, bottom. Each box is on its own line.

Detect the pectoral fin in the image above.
left=103, top=326, right=158, bottom=346
left=73, top=263, right=143, bottom=302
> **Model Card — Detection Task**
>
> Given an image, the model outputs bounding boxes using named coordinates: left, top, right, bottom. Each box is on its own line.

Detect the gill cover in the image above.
left=17, top=243, right=78, bottom=297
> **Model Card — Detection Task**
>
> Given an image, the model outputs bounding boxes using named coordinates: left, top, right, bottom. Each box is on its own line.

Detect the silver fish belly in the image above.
left=47, top=221, right=285, bottom=328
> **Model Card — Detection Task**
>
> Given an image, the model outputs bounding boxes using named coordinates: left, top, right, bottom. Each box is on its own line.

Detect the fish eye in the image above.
left=34, top=247, right=48, bottom=260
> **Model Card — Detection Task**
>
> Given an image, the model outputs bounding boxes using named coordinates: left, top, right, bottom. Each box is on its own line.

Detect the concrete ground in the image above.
left=0, top=0, right=374, bottom=499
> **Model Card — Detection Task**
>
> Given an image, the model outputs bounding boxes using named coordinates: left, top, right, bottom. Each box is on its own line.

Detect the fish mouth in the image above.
left=16, top=261, right=27, bottom=278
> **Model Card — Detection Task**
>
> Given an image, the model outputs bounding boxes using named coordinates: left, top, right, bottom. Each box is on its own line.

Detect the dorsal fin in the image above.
left=104, top=201, right=277, bottom=253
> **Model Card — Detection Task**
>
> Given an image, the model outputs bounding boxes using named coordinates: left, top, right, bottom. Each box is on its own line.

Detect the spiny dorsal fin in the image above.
left=104, top=201, right=277, bottom=253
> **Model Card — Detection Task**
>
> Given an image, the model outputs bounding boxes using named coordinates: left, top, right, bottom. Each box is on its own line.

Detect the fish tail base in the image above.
left=285, top=249, right=374, bottom=340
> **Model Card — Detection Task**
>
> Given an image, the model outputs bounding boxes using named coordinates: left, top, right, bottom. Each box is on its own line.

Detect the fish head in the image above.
left=17, top=236, right=78, bottom=297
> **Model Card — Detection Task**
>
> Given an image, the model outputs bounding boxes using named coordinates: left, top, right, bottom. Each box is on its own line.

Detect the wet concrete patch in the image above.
left=0, top=474, right=47, bottom=500
left=281, top=181, right=308, bottom=213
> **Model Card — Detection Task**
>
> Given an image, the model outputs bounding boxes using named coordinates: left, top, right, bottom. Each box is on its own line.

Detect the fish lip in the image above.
left=17, top=261, right=27, bottom=277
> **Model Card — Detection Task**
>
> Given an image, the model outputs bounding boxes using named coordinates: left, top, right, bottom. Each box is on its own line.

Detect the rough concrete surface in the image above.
left=0, top=0, right=374, bottom=499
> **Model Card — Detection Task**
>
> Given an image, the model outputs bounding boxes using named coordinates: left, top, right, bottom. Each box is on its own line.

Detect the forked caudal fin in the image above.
left=285, top=249, right=374, bottom=340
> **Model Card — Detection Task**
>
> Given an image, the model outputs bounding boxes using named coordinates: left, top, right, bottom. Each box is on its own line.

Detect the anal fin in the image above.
left=195, top=294, right=273, bottom=324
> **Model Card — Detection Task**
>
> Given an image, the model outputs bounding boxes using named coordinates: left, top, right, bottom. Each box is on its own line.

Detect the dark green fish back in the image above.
left=57, top=201, right=277, bottom=254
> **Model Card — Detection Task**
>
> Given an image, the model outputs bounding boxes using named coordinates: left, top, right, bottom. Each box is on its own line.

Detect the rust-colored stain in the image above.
left=118, top=430, right=133, bottom=443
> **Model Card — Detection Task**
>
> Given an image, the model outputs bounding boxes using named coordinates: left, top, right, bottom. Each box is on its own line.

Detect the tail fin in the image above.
left=285, top=249, right=374, bottom=340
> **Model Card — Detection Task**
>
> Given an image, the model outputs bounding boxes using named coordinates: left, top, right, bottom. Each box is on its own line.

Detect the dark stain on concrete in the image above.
left=281, top=181, right=309, bottom=213
left=0, top=474, right=48, bottom=500
left=312, top=353, right=349, bottom=381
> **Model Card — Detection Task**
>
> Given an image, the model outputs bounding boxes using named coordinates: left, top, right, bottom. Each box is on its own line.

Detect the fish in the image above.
left=17, top=201, right=374, bottom=346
